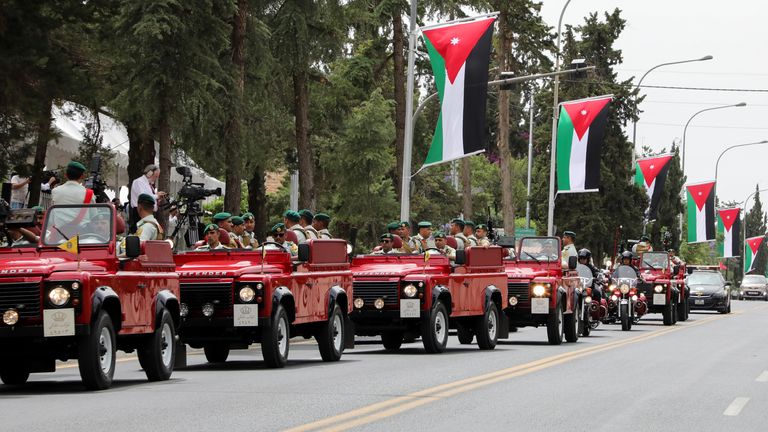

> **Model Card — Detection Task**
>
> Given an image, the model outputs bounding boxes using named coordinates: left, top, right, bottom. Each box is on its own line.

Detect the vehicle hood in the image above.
left=689, top=284, right=723, bottom=294
left=175, top=259, right=285, bottom=278
left=0, top=256, right=108, bottom=277
left=352, top=262, right=445, bottom=278
left=740, top=284, right=766, bottom=291
left=503, top=263, right=553, bottom=280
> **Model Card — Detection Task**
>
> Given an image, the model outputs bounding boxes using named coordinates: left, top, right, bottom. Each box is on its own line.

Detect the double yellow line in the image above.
left=286, top=313, right=730, bottom=432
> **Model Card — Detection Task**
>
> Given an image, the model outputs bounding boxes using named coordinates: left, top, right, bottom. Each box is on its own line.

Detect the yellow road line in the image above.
left=287, top=313, right=728, bottom=432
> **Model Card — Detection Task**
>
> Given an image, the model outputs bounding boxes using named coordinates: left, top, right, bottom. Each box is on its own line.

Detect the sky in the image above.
left=539, top=0, right=768, bottom=208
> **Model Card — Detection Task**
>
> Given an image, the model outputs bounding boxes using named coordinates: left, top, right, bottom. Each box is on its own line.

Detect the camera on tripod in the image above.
left=176, top=166, right=222, bottom=201
left=84, top=155, right=110, bottom=203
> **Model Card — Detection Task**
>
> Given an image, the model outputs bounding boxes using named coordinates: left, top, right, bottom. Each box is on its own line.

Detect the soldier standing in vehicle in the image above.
left=398, top=221, right=415, bottom=253
left=313, top=213, right=332, bottom=239
left=433, top=232, right=456, bottom=262
left=213, top=212, right=237, bottom=248
left=463, top=220, right=478, bottom=246
left=135, top=194, right=164, bottom=241
left=632, top=234, right=653, bottom=254
left=241, top=212, right=259, bottom=248
left=372, top=233, right=399, bottom=254
left=561, top=230, right=578, bottom=268
left=450, top=218, right=468, bottom=250
left=230, top=216, right=247, bottom=248
left=284, top=210, right=307, bottom=243
left=195, top=224, right=227, bottom=250
left=474, top=224, right=491, bottom=247
left=299, top=209, right=319, bottom=240
left=51, top=161, right=95, bottom=206
left=413, top=221, right=435, bottom=252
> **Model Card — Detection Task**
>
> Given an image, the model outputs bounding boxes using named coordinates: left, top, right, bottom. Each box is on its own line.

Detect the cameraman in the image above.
left=129, top=164, right=166, bottom=232
left=51, top=161, right=95, bottom=205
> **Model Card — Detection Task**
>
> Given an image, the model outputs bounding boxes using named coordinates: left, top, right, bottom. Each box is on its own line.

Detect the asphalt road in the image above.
left=2, top=301, right=767, bottom=432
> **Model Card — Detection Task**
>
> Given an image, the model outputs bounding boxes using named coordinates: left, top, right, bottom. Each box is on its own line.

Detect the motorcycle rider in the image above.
left=616, top=250, right=641, bottom=278
left=578, top=248, right=603, bottom=303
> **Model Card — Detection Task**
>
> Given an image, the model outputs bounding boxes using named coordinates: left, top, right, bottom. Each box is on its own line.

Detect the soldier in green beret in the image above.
left=230, top=216, right=247, bottom=248
left=267, top=223, right=297, bottom=255
left=464, top=220, right=479, bottom=247
left=450, top=218, right=468, bottom=250
left=474, top=223, right=491, bottom=247
left=241, top=212, right=259, bottom=248
left=372, top=233, right=399, bottom=254
left=195, top=224, right=227, bottom=250
left=299, top=209, right=319, bottom=240
left=213, top=211, right=237, bottom=248
left=312, top=213, right=332, bottom=239
left=135, top=193, right=164, bottom=241
left=283, top=210, right=307, bottom=243
left=398, top=221, right=416, bottom=253
left=412, top=221, right=434, bottom=252
left=433, top=231, right=456, bottom=261
left=51, top=160, right=95, bottom=206
left=561, top=230, right=578, bottom=268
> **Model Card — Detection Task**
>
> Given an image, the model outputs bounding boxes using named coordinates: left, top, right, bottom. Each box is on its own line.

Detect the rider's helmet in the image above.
left=620, top=250, right=633, bottom=265
left=578, top=248, right=592, bottom=260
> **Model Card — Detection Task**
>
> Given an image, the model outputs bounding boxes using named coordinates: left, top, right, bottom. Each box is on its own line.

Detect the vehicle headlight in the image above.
left=620, top=284, right=630, bottom=294
left=631, top=295, right=638, bottom=302
left=611, top=294, right=618, bottom=301
left=48, top=286, right=71, bottom=306
left=585, top=296, right=592, bottom=304
left=532, top=284, right=547, bottom=297
left=374, top=298, right=385, bottom=310
left=403, top=284, right=418, bottom=298
left=654, top=285, right=664, bottom=293
left=71, top=281, right=80, bottom=291
left=202, top=303, right=215, bottom=317
left=239, top=286, right=256, bottom=302
left=354, top=298, right=364, bottom=309
left=509, top=296, right=518, bottom=306
left=3, top=309, right=19, bottom=325
left=609, top=284, right=616, bottom=291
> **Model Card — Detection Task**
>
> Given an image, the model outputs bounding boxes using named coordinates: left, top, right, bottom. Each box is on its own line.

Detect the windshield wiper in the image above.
left=522, top=251, right=541, bottom=264
left=643, top=260, right=657, bottom=270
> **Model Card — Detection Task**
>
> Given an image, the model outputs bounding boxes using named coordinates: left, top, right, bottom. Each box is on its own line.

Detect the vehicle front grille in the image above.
left=180, top=282, right=233, bottom=316
left=0, top=282, right=41, bottom=319
left=508, top=282, right=530, bottom=304
left=353, top=281, right=399, bottom=306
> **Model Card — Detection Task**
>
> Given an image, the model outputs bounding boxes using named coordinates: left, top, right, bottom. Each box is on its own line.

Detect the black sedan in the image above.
left=687, top=270, right=731, bottom=314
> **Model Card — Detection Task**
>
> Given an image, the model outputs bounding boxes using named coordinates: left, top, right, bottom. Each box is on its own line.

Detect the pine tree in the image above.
left=744, top=185, right=767, bottom=275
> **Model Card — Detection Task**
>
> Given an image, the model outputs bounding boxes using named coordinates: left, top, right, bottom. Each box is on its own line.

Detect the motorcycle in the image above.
left=608, top=265, right=647, bottom=331
left=577, top=264, right=607, bottom=336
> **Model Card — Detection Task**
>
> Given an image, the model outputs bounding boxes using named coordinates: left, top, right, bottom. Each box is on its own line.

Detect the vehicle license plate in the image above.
left=748, top=291, right=759, bottom=296
left=653, top=294, right=666, bottom=305
left=43, top=308, right=75, bottom=337
left=400, top=299, right=420, bottom=318
left=695, top=299, right=704, bottom=305
left=233, top=304, right=258, bottom=327
left=531, top=298, right=549, bottom=314
left=620, top=299, right=628, bottom=305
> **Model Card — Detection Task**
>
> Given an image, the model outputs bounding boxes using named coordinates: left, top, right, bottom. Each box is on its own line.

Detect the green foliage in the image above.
left=645, top=143, right=685, bottom=252
left=744, top=186, right=768, bottom=275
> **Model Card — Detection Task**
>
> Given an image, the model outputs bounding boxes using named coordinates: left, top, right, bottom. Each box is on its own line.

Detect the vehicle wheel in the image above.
left=421, top=302, right=449, bottom=354
left=671, top=301, right=678, bottom=324
left=457, top=323, right=474, bottom=345
left=547, top=298, right=564, bottom=345
left=262, top=305, right=290, bottom=368
left=662, top=301, right=674, bottom=326
left=316, top=305, right=344, bottom=362
left=620, top=303, right=631, bottom=331
left=727, top=300, right=732, bottom=313
left=475, top=302, right=499, bottom=350
left=203, top=343, right=230, bottom=363
left=0, top=359, right=29, bottom=385
left=78, top=311, right=116, bottom=390
left=138, top=309, right=176, bottom=381
left=381, top=331, right=403, bottom=350
left=676, top=298, right=687, bottom=322
left=579, top=303, right=591, bottom=337
left=564, top=301, right=580, bottom=342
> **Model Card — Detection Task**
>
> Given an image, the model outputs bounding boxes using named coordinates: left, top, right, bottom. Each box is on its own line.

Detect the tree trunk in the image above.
left=27, top=99, right=53, bottom=207
left=461, top=157, right=472, bottom=218
left=247, top=165, right=267, bottom=242
left=223, top=0, right=248, bottom=214
left=156, top=119, right=172, bottom=229
left=294, top=69, right=314, bottom=210
left=392, top=10, right=406, bottom=201
left=497, top=10, right=515, bottom=234
left=126, top=122, right=155, bottom=202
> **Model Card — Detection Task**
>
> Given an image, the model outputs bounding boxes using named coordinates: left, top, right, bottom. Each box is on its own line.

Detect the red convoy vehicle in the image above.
left=637, top=251, right=687, bottom=325
left=0, top=204, right=180, bottom=390
left=502, top=237, right=582, bottom=345
left=174, top=240, right=354, bottom=368
left=350, top=247, right=509, bottom=352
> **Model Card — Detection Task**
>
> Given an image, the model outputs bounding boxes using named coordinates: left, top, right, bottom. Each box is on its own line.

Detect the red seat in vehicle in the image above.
left=445, top=236, right=458, bottom=249
left=392, top=234, right=403, bottom=249
left=285, top=230, right=300, bottom=244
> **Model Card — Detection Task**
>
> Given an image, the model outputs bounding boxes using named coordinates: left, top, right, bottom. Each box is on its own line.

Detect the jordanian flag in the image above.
left=744, top=236, right=764, bottom=273
left=717, top=208, right=741, bottom=258
left=686, top=181, right=716, bottom=243
left=635, top=154, right=673, bottom=220
left=422, top=17, right=495, bottom=168
left=556, top=96, right=612, bottom=192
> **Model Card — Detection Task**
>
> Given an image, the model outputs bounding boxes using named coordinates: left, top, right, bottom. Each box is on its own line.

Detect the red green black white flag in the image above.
left=421, top=16, right=496, bottom=168
left=717, top=207, right=741, bottom=258
left=744, top=235, right=764, bottom=273
left=556, top=95, right=613, bottom=193
left=634, top=154, right=673, bottom=220
left=686, top=181, right=716, bottom=243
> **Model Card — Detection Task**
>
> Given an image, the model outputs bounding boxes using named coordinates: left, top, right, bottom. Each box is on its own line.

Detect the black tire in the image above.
left=671, top=301, right=678, bottom=324
left=662, top=301, right=674, bottom=326
left=620, top=303, right=631, bottom=331
left=580, top=302, right=592, bottom=337
left=381, top=331, right=403, bottom=350
left=421, top=302, right=449, bottom=353
left=676, top=298, right=687, bottom=321
left=138, top=309, right=176, bottom=381
left=457, top=323, right=474, bottom=344
left=0, top=359, right=29, bottom=385
left=203, top=342, right=230, bottom=363
left=564, top=301, right=580, bottom=343
left=475, top=302, right=499, bottom=350
left=262, top=305, right=290, bottom=368
left=317, top=305, right=344, bottom=362
left=78, top=311, right=116, bottom=390
left=547, top=298, right=564, bottom=345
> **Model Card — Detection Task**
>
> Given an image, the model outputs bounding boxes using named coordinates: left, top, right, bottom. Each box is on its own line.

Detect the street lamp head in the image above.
left=699, top=55, right=714, bottom=61
left=735, top=102, right=747, bottom=107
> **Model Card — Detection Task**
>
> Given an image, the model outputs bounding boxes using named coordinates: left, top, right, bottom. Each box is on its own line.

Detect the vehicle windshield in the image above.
left=688, top=272, right=721, bottom=285
left=517, top=238, right=559, bottom=262
left=640, top=252, right=668, bottom=269
left=741, top=275, right=766, bottom=285
left=43, top=205, right=113, bottom=246
left=613, top=265, right=637, bottom=279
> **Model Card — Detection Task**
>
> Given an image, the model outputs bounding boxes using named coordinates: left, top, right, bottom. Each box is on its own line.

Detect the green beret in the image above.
left=204, top=223, right=218, bottom=233
left=640, top=234, right=650, bottom=241
left=399, top=221, right=410, bottom=228
left=137, top=193, right=155, bottom=205
left=314, top=213, right=331, bottom=222
left=213, top=212, right=232, bottom=221
left=380, top=233, right=394, bottom=241
left=433, top=231, right=446, bottom=239
left=271, top=223, right=286, bottom=234
left=451, top=218, right=465, bottom=228
left=31, top=205, right=44, bottom=214
left=67, top=161, right=87, bottom=171
left=386, top=221, right=400, bottom=231
left=242, top=212, right=254, bottom=221
left=417, top=221, right=432, bottom=228
left=231, top=216, right=244, bottom=226
left=299, top=209, right=314, bottom=221
left=475, top=224, right=488, bottom=230
left=464, top=220, right=475, bottom=228
left=283, top=210, right=300, bottom=222
left=563, top=230, right=576, bottom=239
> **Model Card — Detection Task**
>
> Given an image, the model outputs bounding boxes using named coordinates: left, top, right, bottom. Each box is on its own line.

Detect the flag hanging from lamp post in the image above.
left=421, top=16, right=496, bottom=168
left=744, top=235, right=764, bottom=273
left=634, top=154, right=673, bottom=220
left=717, top=207, right=741, bottom=258
left=686, top=181, right=716, bottom=243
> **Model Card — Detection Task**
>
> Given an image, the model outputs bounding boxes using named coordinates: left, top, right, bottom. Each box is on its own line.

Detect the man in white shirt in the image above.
left=10, top=173, right=30, bottom=208
left=51, top=161, right=95, bottom=205
left=129, top=164, right=166, bottom=232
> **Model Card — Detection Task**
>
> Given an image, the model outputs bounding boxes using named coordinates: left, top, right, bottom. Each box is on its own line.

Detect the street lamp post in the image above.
left=682, top=102, right=747, bottom=174
left=741, top=187, right=768, bottom=276
left=631, top=55, right=712, bottom=164
left=714, top=140, right=768, bottom=188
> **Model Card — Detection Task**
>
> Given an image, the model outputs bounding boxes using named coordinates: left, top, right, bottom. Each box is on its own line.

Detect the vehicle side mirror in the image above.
left=568, top=255, right=577, bottom=270
left=297, top=243, right=310, bottom=262
left=455, top=250, right=466, bottom=265
left=673, top=265, right=680, bottom=275
left=125, top=235, right=141, bottom=259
